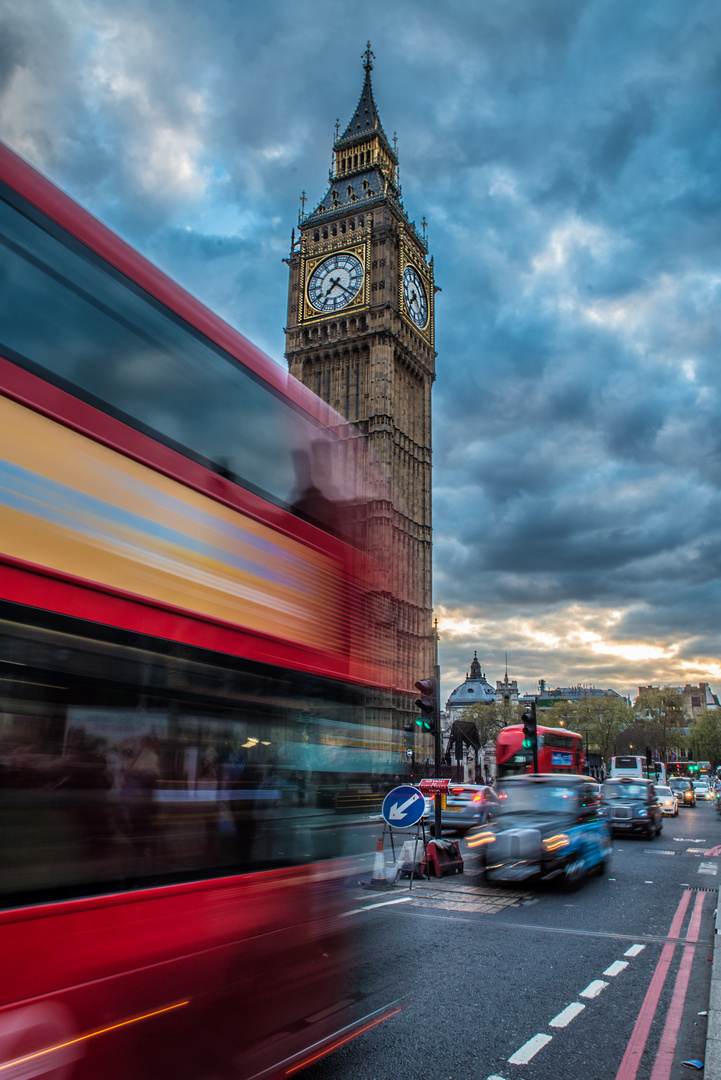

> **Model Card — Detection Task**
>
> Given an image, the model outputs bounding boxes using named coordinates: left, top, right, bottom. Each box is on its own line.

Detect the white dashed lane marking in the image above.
left=496, top=938, right=642, bottom=1070
left=549, top=1002, right=585, bottom=1028
left=508, top=1033, right=553, bottom=1065
left=698, top=861, right=718, bottom=876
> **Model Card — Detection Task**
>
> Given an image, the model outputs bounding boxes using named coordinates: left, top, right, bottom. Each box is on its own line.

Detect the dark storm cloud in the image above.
left=1, top=0, right=720, bottom=700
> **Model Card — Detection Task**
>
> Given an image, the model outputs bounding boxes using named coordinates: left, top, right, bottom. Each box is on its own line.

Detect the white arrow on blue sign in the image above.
left=382, top=785, right=426, bottom=828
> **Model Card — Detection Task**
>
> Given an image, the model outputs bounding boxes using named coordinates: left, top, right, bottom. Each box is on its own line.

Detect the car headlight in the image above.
left=543, top=833, right=570, bottom=852
left=637, top=809, right=648, bottom=817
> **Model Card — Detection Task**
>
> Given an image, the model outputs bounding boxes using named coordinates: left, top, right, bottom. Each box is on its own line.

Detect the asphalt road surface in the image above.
left=303, top=799, right=719, bottom=1080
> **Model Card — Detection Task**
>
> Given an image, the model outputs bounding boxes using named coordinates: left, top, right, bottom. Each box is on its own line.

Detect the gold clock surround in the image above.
left=300, top=237, right=370, bottom=324
left=399, top=235, right=433, bottom=342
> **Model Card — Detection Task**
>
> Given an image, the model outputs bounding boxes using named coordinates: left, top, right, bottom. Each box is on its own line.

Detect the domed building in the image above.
left=446, top=652, right=495, bottom=722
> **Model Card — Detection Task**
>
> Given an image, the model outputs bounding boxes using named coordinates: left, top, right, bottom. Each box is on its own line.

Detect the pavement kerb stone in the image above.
left=706, top=893, right=721, bottom=1077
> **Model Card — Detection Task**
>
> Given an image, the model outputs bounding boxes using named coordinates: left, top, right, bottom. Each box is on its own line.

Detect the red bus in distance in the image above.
left=496, top=724, right=586, bottom=778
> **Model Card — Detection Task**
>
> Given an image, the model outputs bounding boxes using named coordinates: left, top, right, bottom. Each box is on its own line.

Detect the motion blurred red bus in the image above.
left=496, top=724, right=586, bottom=778
left=0, top=141, right=405, bottom=1079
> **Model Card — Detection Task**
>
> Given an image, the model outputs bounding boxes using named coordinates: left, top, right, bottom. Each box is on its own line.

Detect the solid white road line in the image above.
left=604, top=960, right=629, bottom=977
left=341, top=897, right=414, bottom=916
left=625, top=944, right=646, bottom=957
left=549, top=1002, right=585, bottom=1028
left=580, top=979, right=609, bottom=999
left=508, top=1033, right=553, bottom=1065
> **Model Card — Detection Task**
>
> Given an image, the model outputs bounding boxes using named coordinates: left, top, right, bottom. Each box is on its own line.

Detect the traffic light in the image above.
left=402, top=723, right=414, bottom=733
left=521, top=704, right=537, bottom=749
left=414, top=678, right=437, bottom=735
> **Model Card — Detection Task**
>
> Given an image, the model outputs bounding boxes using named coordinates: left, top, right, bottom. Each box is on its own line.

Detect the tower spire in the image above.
left=363, top=40, right=375, bottom=72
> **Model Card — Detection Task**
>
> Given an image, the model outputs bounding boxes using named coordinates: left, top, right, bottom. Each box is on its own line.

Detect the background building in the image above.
left=445, top=652, right=496, bottom=724
left=682, top=682, right=719, bottom=720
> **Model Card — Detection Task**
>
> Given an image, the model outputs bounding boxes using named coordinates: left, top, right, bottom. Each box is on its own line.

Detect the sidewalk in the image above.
left=707, top=898, right=721, bottom=1074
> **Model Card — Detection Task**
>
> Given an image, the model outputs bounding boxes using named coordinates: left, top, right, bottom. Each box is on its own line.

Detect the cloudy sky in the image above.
left=2, top=0, right=720, bottom=705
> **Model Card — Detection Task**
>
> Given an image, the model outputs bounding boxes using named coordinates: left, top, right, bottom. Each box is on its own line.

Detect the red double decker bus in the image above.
left=496, top=724, right=586, bottom=778
left=0, top=141, right=405, bottom=1079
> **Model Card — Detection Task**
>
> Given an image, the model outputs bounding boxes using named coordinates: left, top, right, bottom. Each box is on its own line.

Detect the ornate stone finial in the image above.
left=363, top=41, right=375, bottom=73
left=393, top=131, right=398, bottom=154
left=334, top=117, right=340, bottom=140
left=421, top=216, right=427, bottom=241
left=298, top=191, right=307, bottom=226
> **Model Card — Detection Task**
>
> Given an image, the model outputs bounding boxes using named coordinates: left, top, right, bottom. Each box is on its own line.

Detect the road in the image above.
left=304, top=799, right=719, bottom=1080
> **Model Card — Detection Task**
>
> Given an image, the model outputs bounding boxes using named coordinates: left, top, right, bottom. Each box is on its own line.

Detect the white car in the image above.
left=656, top=785, right=679, bottom=816
left=693, top=782, right=711, bottom=801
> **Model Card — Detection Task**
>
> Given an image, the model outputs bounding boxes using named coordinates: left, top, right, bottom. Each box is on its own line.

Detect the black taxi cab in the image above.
left=468, top=774, right=611, bottom=887
left=602, top=777, right=663, bottom=836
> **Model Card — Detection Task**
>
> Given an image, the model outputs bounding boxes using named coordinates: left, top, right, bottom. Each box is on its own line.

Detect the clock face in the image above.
left=403, top=265, right=428, bottom=328
left=308, top=253, right=364, bottom=313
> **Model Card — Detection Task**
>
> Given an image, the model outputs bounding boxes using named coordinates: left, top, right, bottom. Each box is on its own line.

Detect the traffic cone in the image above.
left=363, top=836, right=394, bottom=890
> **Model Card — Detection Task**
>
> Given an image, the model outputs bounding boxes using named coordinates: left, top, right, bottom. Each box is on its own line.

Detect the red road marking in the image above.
left=703, top=844, right=721, bottom=856
left=648, top=945, right=696, bottom=1080
left=614, top=890, right=692, bottom=1080
left=614, top=942, right=675, bottom=1080
left=685, top=890, right=706, bottom=944
left=668, top=888, right=692, bottom=939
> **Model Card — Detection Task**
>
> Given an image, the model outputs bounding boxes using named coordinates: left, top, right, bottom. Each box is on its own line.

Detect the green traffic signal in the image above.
left=522, top=737, right=533, bottom=748
left=416, top=717, right=433, bottom=731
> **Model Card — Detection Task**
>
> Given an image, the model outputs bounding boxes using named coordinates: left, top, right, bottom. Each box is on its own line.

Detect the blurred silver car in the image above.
left=431, top=784, right=500, bottom=836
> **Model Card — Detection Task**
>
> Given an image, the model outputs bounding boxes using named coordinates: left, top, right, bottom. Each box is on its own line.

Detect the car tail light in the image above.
left=450, top=788, right=465, bottom=795
left=472, top=794, right=482, bottom=802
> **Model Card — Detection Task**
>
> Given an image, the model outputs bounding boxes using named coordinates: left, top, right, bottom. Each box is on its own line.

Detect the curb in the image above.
left=706, top=893, right=721, bottom=1074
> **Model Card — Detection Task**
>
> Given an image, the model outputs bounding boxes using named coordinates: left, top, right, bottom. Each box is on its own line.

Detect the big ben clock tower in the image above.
left=285, top=44, right=436, bottom=714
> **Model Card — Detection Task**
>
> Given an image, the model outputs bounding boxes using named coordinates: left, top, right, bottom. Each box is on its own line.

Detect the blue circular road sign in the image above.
left=382, top=785, right=426, bottom=828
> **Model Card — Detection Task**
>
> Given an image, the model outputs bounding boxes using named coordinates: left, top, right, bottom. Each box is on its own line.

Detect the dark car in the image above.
left=430, top=783, right=500, bottom=836
left=470, top=774, right=611, bottom=887
left=668, top=777, right=696, bottom=807
left=602, top=777, right=663, bottom=837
